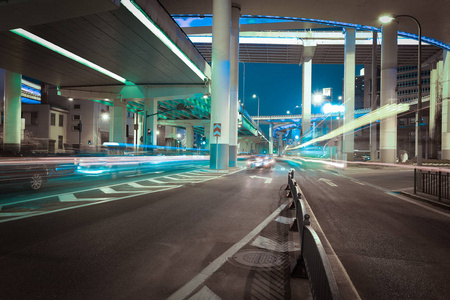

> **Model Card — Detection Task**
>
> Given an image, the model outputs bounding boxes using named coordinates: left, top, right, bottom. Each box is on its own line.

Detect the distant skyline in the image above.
left=239, top=63, right=364, bottom=117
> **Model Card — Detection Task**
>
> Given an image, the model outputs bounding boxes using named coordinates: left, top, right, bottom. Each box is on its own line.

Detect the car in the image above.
left=246, top=155, right=275, bottom=171
left=0, top=162, right=49, bottom=190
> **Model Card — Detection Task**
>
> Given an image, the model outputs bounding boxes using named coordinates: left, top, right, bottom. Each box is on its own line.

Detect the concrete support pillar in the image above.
left=429, top=62, right=442, bottom=158
left=144, top=98, right=157, bottom=146
left=442, top=51, right=450, bottom=159
left=185, top=125, right=194, bottom=149
left=134, top=112, right=140, bottom=149
left=110, top=98, right=126, bottom=144
left=302, top=58, right=312, bottom=138
left=380, top=21, right=398, bottom=163
left=343, top=28, right=355, bottom=161
left=2, top=70, right=22, bottom=153
left=370, top=32, right=379, bottom=161
left=269, top=123, right=274, bottom=155
left=277, top=132, right=284, bottom=156
left=210, top=0, right=231, bottom=169
left=204, top=123, right=210, bottom=150
left=229, top=4, right=240, bottom=167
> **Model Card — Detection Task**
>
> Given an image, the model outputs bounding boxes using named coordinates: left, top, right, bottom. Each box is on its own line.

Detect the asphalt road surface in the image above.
left=1, top=157, right=449, bottom=299
left=281, top=158, right=450, bottom=300
left=0, top=161, right=302, bottom=299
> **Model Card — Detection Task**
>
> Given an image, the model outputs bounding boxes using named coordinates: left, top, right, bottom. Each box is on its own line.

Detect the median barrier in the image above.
left=287, top=170, right=339, bottom=300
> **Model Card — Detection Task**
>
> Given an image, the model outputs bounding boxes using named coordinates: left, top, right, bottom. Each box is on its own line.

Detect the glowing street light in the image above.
left=379, top=14, right=423, bottom=165
left=313, top=93, right=323, bottom=105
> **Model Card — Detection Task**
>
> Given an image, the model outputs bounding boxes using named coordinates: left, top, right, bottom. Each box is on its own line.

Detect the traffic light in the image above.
left=147, top=129, right=151, bottom=135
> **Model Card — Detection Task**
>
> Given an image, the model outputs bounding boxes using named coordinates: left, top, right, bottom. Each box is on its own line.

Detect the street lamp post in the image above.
left=252, top=94, right=260, bottom=127
left=379, top=14, right=422, bottom=165
left=239, top=61, right=246, bottom=109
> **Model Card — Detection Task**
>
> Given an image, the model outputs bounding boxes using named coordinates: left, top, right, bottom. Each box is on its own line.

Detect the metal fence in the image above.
left=414, top=169, right=450, bottom=201
left=287, top=170, right=339, bottom=300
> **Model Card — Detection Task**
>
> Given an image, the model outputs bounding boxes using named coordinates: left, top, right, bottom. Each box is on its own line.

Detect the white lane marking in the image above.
left=334, top=172, right=449, bottom=218
left=386, top=192, right=450, bottom=218
left=99, top=187, right=143, bottom=194
left=167, top=204, right=288, bottom=300
left=178, top=174, right=217, bottom=179
left=251, top=235, right=300, bottom=252
left=59, top=194, right=109, bottom=202
left=188, top=286, right=221, bottom=300
left=318, top=178, right=338, bottom=187
left=249, top=175, right=273, bottom=184
left=127, top=182, right=176, bottom=189
left=275, top=216, right=295, bottom=225
left=146, top=178, right=167, bottom=184
left=350, top=179, right=365, bottom=185
left=0, top=212, right=36, bottom=217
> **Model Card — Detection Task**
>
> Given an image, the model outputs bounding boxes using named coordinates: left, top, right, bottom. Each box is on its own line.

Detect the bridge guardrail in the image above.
left=287, top=170, right=339, bottom=300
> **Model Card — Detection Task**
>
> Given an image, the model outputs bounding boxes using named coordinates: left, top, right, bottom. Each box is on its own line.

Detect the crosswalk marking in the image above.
left=0, top=168, right=235, bottom=223
left=99, top=187, right=143, bottom=194
left=127, top=182, right=177, bottom=189
left=146, top=178, right=167, bottom=184
left=59, top=194, right=110, bottom=202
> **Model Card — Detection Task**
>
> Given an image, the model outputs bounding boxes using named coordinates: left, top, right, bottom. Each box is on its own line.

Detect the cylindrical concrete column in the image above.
left=144, top=99, right=158, bottom=146
left=442, top=50, right=450, bottom=159
left=269, top=123, right=274, bottom=155
left=370, top=31, right=379, bottom=161
left=302, top=59, right=312, bottom=138
left=185, top=125, right=194, bottom=149
left=429, top=62, right=442, bottom=159
left=343, top=28, right=355, bottom=161
left=277, top=132, right=284, bottom=156
left=229, top=3, right=240, bottom=167
left=380, top=21, right=398, bottom=163
left=110, top=98, right=126, bottom=144
left=210, top=0, right=231, bottom=169
left=204, top=123, right=210, bottom=150
left=3, top=70, right=22, bottom=153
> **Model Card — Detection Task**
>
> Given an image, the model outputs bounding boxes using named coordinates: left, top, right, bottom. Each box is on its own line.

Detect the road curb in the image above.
left=396, top=191, right=450, bottom=211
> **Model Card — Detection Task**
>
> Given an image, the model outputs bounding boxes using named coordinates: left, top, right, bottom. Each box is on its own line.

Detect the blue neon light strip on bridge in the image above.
left=172, top=14, right=450, bottom=51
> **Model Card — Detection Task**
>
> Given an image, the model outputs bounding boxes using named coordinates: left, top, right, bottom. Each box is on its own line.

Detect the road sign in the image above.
left=213, top=123, right=221, bottom=137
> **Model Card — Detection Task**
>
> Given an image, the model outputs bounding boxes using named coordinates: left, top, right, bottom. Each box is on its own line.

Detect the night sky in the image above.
left=239, top=63, right=364, bottom=117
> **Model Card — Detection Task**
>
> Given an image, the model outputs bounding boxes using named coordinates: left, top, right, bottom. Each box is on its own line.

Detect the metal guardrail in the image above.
left=414, top=168, right=450, bottom=201
left=287, top=170, right=339, bottom=300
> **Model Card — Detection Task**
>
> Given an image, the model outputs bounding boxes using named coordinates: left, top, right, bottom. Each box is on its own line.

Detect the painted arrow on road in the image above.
left=250, top=175, right=273, bottom=183
left=318, top=178, right=338, bottom=187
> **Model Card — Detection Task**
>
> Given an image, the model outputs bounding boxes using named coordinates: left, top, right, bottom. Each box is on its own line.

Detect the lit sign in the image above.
left=323, top=88, right=332, bottom=97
